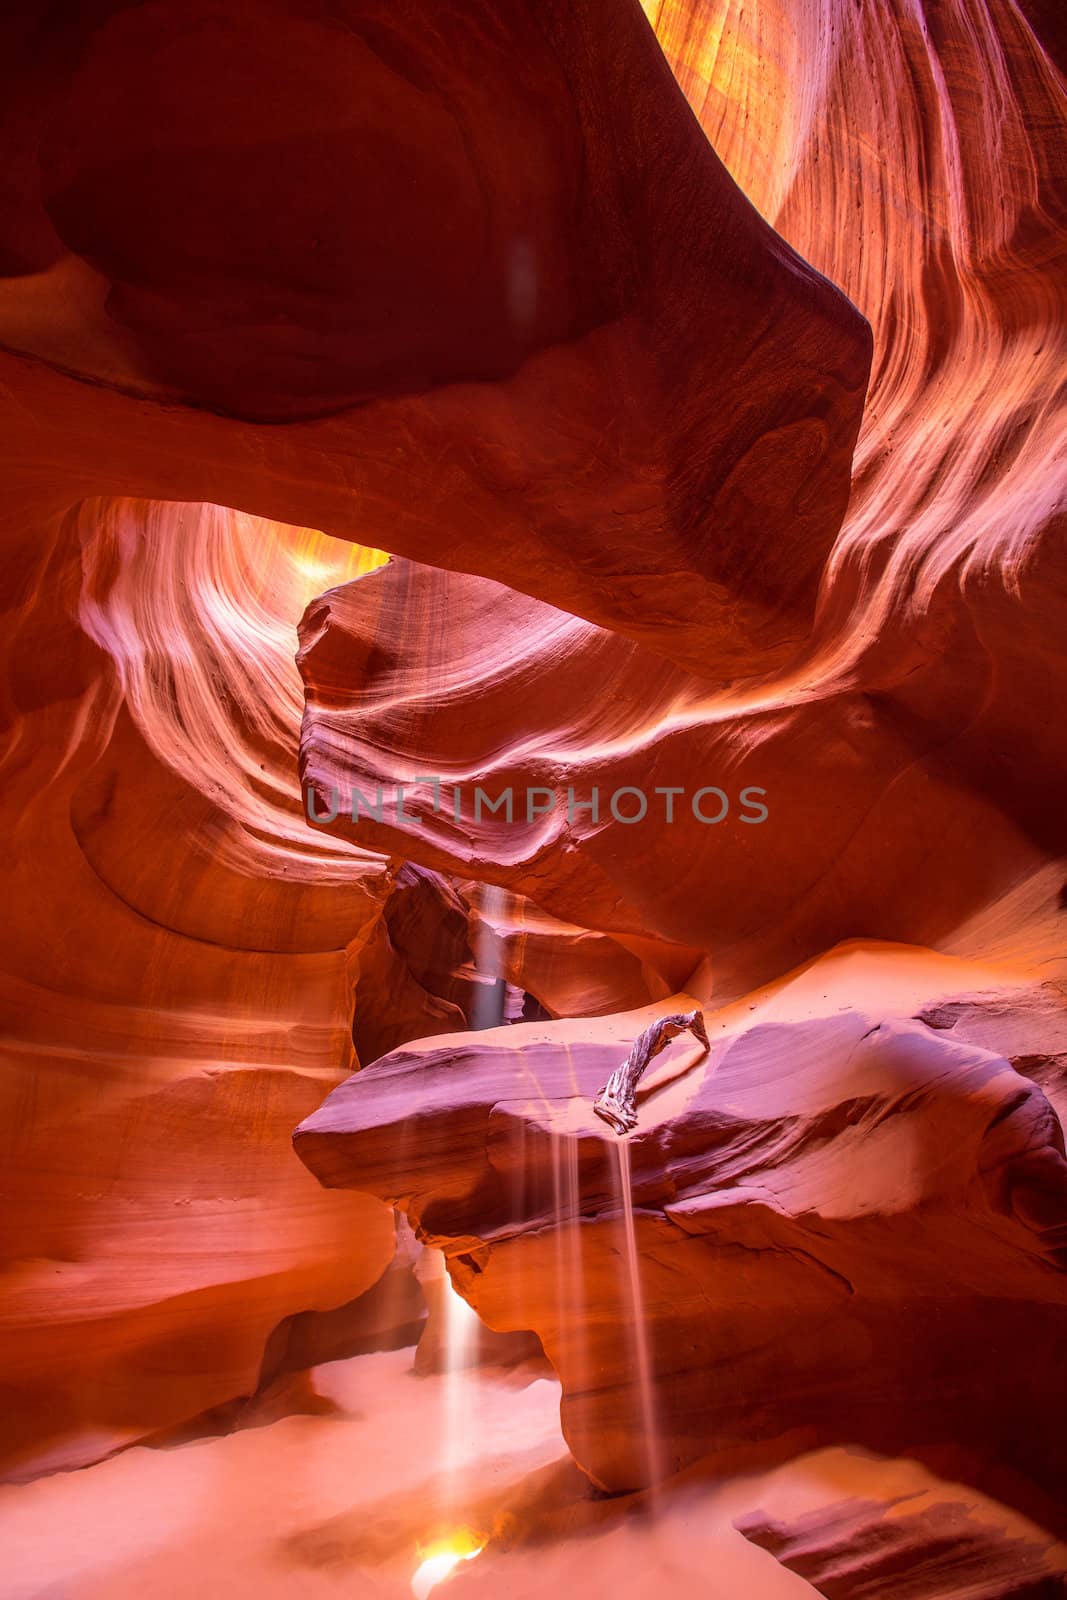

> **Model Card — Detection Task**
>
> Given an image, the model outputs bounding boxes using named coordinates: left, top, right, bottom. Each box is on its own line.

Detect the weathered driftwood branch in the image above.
left=593, top=1009, right=710, bottom=1135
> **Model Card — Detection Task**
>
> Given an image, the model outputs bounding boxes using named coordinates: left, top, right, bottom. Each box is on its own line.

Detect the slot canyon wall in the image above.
left=0, top=0, right=1065, bottom=1571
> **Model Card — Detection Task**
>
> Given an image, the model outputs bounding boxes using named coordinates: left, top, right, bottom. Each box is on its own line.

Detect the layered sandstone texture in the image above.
left=0, top=9, right=1065, bottom=1600
left=296, top=951, right=1067, bottom=1493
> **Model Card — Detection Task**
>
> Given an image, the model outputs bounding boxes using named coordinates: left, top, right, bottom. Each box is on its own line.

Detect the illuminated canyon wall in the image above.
left=0, top=0, right=1065, bottom=1580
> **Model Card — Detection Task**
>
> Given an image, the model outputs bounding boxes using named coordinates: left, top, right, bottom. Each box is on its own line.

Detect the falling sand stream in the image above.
left=613, top=1137, right=665, bottom=1494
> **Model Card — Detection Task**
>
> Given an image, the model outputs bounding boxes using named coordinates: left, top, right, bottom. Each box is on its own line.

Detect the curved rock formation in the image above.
left=295, top=953, right=1067, bottom=1493
left=0, top=499, right=398, bottom=1479
left=736, top=1478, right=1067, bottom=1598
left=0, top=13, right=1064, bottom=1600
left=461, top=883, right=677, bottom=1022
left=298, top=552, right=1064, bottom=997
left=0, top=0, right=869, bottom=684
left=646, top=0, right=1067, bottom=711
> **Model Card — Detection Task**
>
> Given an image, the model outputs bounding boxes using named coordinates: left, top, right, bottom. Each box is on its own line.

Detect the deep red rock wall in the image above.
left=0, top=0, right=1063, bottom=1529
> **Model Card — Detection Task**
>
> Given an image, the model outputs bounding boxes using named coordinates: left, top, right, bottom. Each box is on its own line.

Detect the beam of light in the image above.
left=469, top=884, right=509, bottom=1031
left=442, top=1265, right=481, bottom=1485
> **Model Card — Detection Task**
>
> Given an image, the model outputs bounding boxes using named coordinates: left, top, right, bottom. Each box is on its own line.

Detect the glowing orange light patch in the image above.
left=411, top=1528, right=487, bottom=1598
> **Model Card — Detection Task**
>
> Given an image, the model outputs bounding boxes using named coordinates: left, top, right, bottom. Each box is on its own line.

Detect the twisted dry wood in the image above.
left=593, top=1009, right=710, bottom=1135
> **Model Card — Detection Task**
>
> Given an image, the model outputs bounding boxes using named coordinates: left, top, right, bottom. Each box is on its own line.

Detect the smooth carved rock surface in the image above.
left=737, top=1495, right=1067, bottom=1598
left=0, top=0, right=885, bottom=1474
left=0, top=500, right=399, bottom=1480
left=295, top=962, right=1067, bottom=1493
left=0, top=0, right=871, bottom=685
left=728, top=1445, right=1067, bottom=1599
left=0, top=0, right=1063, bottom=1559
left=461, top=882, right=678, bottom=1022
left=299, top=554, right=1066, bottom=991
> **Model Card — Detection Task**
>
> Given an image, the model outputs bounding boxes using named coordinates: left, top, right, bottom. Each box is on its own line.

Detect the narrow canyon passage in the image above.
left=1, top=1, right=1065, bottom=1597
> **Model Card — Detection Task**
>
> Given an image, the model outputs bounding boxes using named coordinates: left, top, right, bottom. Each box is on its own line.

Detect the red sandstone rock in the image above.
left=0, top=500, right=398, bottom=1479
left=0, top=14, right=1063, bottom=1590
left=737, top=1495, right=1067, bottom=1598
left=295, top=954, right=1067, bottom=1493
left=298, top=556, right=1065, bottom=995
left=0, top=1, right=869, bottom=684
left=461, top=883, right=676, bottom=1021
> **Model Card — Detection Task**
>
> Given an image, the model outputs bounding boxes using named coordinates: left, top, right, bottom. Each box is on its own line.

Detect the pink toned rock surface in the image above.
left=737, top=1495, right=1067, bottom=1599
left=0, top=500, right=400, bottom=1479
left=0, top=1, right=1064, bottom=1596
left=295, top=952, right=1067, bottom=1493
left=298, top=553, right=1066, bottom=988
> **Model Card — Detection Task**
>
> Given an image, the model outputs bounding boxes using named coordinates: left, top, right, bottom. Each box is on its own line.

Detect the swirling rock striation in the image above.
left=298, top=552, right=1065, bottom=995
left=0, top=0, right=869, bottom=683
left=0, top=499, right=399, bottom=1479
left=295, top=959, right=1067, bottom=1493
left=0, top=2, right=1064, bottom=1552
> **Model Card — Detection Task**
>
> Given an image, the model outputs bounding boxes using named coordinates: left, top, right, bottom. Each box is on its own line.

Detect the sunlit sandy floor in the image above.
left=1, top=1348, right=815, bottom=1600
left=9, top=1344, right=1065, bottom=1600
